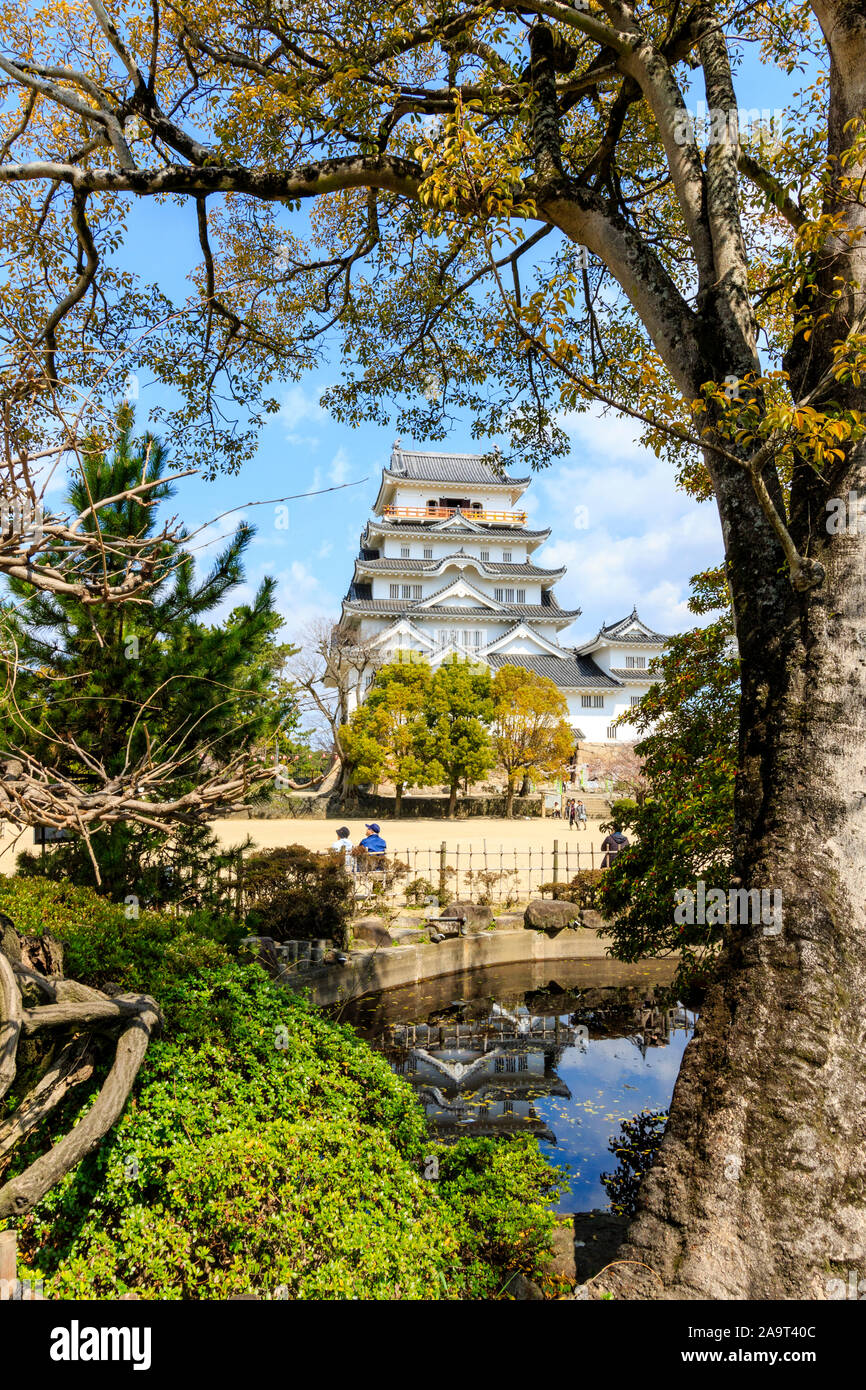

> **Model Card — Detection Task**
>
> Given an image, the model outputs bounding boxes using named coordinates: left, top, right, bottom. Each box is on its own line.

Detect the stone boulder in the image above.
left=352, top=916, right=392, bottom=947
left=524, top=899, right=581, bottom=932
left=548, top=1218, right=578, bottom=1285
left=578, top=908, right=607, bottom=933
left=572, top=1211, right=629, bottom=1283
left=504, top=1271, right=545, bottom=1300
left=441, top=901, right=494, bottom=934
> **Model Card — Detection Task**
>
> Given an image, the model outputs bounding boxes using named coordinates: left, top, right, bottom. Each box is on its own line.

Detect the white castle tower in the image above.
left=335, top=441, right=666, bottom=741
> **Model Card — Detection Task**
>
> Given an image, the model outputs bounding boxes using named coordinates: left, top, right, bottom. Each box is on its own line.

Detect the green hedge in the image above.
left=2, top=877, right=564, bottom=1298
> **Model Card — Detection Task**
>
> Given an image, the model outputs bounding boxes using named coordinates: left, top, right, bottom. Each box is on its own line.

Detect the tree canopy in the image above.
left=426, top=659, right=495, bottom=815
left=340, top=658, right=443, bottom=813
left=599, top=567, right=738, bottom=994
left=491, top=662, right=573, bottom=815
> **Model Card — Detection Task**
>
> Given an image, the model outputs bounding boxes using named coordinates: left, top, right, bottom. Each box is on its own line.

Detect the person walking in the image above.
left=576, top=799, right=587, bottom=830
left=600, top=824, right=629, bottom=868
left=568, top=799, right=577, bottom=830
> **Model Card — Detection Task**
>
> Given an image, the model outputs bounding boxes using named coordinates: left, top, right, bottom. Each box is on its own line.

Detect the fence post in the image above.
left=0, top=1230, right=16, bottom=1299
left=439, top=841, right=447, bottom=899
left=553, top=839, right=559, bottom=884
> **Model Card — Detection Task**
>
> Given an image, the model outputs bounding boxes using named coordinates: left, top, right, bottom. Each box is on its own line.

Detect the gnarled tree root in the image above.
left=0, top=923, right=162, bottom=1220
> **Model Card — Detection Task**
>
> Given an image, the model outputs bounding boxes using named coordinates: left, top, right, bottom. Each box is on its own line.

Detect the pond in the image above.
left=336, top=957, right=696, bottom=1212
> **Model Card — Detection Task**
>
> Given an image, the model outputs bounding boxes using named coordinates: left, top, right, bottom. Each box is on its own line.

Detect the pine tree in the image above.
left=4, top=406, right=294, bottom=900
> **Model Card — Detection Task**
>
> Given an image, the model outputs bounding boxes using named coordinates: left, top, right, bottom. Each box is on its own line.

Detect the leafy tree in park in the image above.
left=6, top=407, right=294, bottom=901
left=3, top=0, right=866, bottom=1296
left=491, top=664, right=574, bottom=817
left=598, top=569, right=738, bottom=996
left=426, top=660, right=495, bottom=817
left=340, top=659, right=443, bottom=815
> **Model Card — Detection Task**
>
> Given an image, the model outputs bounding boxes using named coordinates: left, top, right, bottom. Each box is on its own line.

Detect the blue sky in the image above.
left=48, top=38, right=809, bottom=653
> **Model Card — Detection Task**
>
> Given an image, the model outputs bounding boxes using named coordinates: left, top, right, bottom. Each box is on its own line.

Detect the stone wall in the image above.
left=230, top=791, right=551, bottom=820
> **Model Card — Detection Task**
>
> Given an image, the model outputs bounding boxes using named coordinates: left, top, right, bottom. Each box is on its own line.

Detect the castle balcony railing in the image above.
left=382, top=505, right=527, bottom=525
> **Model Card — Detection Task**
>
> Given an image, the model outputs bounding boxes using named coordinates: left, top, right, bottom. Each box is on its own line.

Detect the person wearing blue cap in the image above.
left=359, top=823, right=386, bottom=852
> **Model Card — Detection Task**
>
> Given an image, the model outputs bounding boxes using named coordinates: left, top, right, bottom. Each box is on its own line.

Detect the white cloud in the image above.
left=557, top=404, right=650, bottom=463
left=533, top=411, right=723, bottom=640
left=279, top=383, right=328, bottom=447
left=329, top=446, right=350, bottom=486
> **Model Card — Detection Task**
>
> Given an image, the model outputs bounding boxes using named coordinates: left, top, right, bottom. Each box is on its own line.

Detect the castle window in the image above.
left=516, top=589, right=526, bottom=603
left=401, top=545, right=410, bottom=558
left=502, top=551, right=512, bottom=562
left=630, top=695, right=641, bottom=707
left=582, top=695, right=604, bottom=708
left=423, top=547, right=433, bottom=559
left=607, top=724, right=618, bottom=739
left=412, top=585, right=422, bottom=599
left=626, top=655, right=646, bottom=668
left=401, top=584, right=412, bottom=599
left=474, top=631, right=482, bottom=647
left=481, top=550, right=490, bottom=562
left=389, top=583, right=399, bottom=598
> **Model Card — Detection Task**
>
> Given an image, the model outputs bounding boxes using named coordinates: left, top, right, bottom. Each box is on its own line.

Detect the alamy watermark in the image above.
left=826, top=491, right=866, bottom=533
left=674, top=101, right=784, bottom=150
left=2, top=498, right=44, bottom=542
left=826, top=1270, right=866, bottom=1299
left=675, top=880, right=783, bottom=936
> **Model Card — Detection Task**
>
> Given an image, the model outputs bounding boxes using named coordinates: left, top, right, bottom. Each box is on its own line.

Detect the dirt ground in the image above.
left=0, top=813, right=612, bottom=878
left=209, top=814, right=610, bottom=857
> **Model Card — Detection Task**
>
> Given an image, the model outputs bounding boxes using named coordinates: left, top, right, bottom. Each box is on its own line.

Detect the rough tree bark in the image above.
left=0, top=919, right=161, bottom=1223
left=599, top=6, right=866, bottom=1301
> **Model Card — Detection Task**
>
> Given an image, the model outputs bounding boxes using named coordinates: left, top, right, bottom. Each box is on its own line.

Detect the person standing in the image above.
left=568, top=799, right=577, bottom=830
left=576, top=799, right=587, bottom=830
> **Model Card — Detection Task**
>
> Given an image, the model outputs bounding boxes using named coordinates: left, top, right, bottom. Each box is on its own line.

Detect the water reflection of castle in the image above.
left=378, top=997, right=696, bottom=1144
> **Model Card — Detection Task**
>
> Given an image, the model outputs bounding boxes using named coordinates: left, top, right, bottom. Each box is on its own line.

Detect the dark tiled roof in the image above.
left=607, top=666, right=658, bottom=678
left=386, top=448, right=528, bottom=486
left=354, top=554, right=563, bottom=580
left=486, top=654, right=619, bottom=688
left=342, top=600, right=579, bottom=621
left=597, top=608, right=667, bottom=642
left=363, top=520, right=551, bottom=541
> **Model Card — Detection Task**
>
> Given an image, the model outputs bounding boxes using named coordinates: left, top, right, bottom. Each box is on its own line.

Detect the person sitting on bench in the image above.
left=359, top=822, right=386, bottom=853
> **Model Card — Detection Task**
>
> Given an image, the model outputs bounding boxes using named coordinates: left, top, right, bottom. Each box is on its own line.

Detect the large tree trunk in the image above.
left=608, top=320, right=866, bottom=1298
left=447, top=782, right=458, bottom=817
left=505, top=779, right=515, bottom=818
left=394, top=783, right=403, bottom=817
left=610, top=503, right=866, bottom=1296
